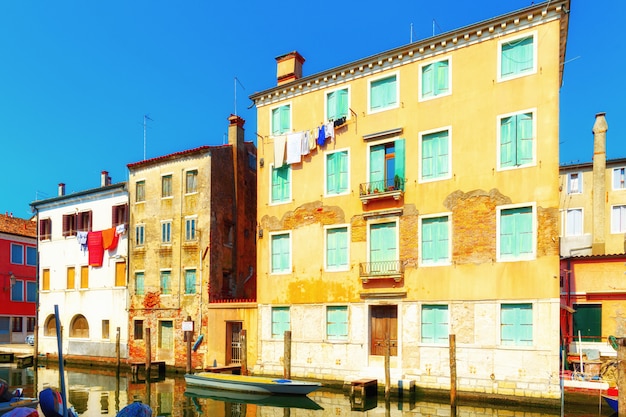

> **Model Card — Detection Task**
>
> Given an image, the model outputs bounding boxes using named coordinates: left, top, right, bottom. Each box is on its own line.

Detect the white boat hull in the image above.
left=185, top=372, right=321, bottom=395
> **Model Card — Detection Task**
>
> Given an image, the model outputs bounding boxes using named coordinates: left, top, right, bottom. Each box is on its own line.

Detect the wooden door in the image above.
left=370, top=305, right=397, bottom=356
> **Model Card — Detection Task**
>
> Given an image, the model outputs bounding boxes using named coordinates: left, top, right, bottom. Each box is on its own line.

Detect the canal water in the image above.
left=1, top=364, right=615, bottom=416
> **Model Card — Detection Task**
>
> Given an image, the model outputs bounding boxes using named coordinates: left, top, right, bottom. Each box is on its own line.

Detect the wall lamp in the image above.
left=4, top=272, right=16, bottom=291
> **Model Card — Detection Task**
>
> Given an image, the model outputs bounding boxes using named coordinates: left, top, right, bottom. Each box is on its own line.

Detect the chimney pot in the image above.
left=58, top=183, right=66, bottom=196
left=228, top=114, right=246, bottom=148
left=101, top=170, right=111, bottom=186
left=276, top=51, right=305, bottom=86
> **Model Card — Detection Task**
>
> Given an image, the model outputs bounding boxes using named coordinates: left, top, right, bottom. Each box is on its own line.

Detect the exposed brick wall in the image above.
left=537, top=206, right=559, bottom=257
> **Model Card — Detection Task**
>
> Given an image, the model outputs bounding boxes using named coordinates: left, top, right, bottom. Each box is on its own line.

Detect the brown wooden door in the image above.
left=370, top=305, right=398, bottom=356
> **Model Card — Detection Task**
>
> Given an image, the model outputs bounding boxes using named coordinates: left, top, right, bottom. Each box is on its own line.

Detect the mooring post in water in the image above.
left=450, top=334, right=457, bottom=409
left=618, top=337, right=626, bottom=416
left=241, top=329, right=248, bottom=376
left=185, top=316, right=192, bottom=374
left=116, top=327, right=121, bottom=374
left=284, top=330, right=291, bottom=379
left=385, top=335, right=391, bottom=400
left=145, top=328, right=152, bottom=378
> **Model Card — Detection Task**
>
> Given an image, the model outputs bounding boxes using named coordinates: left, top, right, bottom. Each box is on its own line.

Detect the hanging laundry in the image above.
left=102, top=227, right=119, bottom=251
left=333, top=116, right=347, bottom=127
left=76, top=231, right=88, bottom=252
left=301, top=131, right=310, bottom=155
left=286, top=132, right=303, bottom=164
left=87, top=231, right=104, bottom=267
left=274, top=135, right=287, bottom=168
left=325, top=122, right=335, bottom=143
left=317, top=125, right=326, bottom=147
left=309, top=128, right=317, bottom=151
left=116, top=224, right=126, bottom=235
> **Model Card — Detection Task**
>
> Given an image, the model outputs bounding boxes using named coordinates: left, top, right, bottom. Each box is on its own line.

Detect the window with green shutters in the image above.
left=421, top=130, right=449, bottom=181
left=326, top=150, right=349, bottom=195
left=271, top=104, right=291, bottom=135
left=501, top=303, right=533, bottom=346
left=421, top=59, right=449, bottom=99
left=326, top=226, right=348, bottom=271
left=327, top=306, right=348, bottom=340
left=369, top=221, right=398, bottom=274
left=499, top=206, right=533, bottom=260
left=369, top=74, right=397, bottom=112
left=500, top=112, right=533, bottom=168
left=160, top=270, right=171, bottom=295
left=421, top=216, right=450, bottom=265
left=185, top=269, right=196, bottom=295
left=135, top=272, right=145, bottom=295
left=500, top=35, right=534, bottom=79
left=421, top=305, right=449, bottom=344
left=326, top=88, right=349, bottom=121
left=271, top=164, right=290, bottom=203
left=271, top=232, right=291, bottom=274
left=271, top=307, right=290, bottom=339
left=369, top=139, right=405, bottom=191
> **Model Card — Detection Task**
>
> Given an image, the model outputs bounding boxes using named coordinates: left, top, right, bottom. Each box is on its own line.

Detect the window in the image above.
left=112, top=204, right=128, bottom=226
left=12, top=317, right=22, bottom=332
left=573, top=304, right=601, bottom=343
left=102, top=320, right=110, bottom=340
left=27, top=317, right=35, bottom=332
left=567, top=172, right=582, bottom=194
left=613, top=167, right=626, bottom=190
left=611, top=205, right=626, bottom=233
left=271, top=307, right=290, bottom=339
left=420, top=129, right=450, bottom=181
left=11, top=280, right=23, bottom=301
left=186, top=170, right=198, bottom=194
left=565, top=209, right=583, bottom=236
left=161, top=221, right=172, bottom=244
left=325, top=226, right=348, bottom=271
left=271, top=104, right=291, bottom=135
left=67, top=266, right=75, bottom=290
left=369, top=139, right=405, bottom=192
left=499, top=111, right=534, bottom=168
left=42, top=269, right=50, bottom=291
left=185, top=217, right=197, bottom=241
left=422, top=305, right=449, bottom=344
left=326, top=306, right=348, bottom=340
left=501, top=303, right=532, bottom=346
left=420, top=58, right=450, bottom=100
left=420, top=215, right=450, bottom=265
left=369, top=221, right=398, bottom=273
left=135, top=272, right=145, bottom=295
left=162, top=174, right=173, bottom=198
left=26, top=282, right=36, bottom=302
left=11, top=243, right=23, bottom=264
left=160, top=270, right=171, bottom=295
left=39, top=219, right=51, bottom=240
left=499, top=34, right=535, bottom=81
left=69, top=314, right=89, bottom=338
left=26, top=247, right=36, bottom=266
left=270, top=232, right=291, bottom=274
left=185, top=269, right=196, bottom=295
left=44, top=316, right=57, bottom=336
left=134, top=320, right=144, bottom=340
left=498, top=205, right=534, bottom=261
left=326, top=88, right=349, bottom=121
left=135, top=224, right=145, bottom=246
left=271, top=164, right=291, bottom=204
left=325, top=150, right=349, bottom=195
left=369, top=74, right=398, bottom=113
left=115, top=261, right=126, bottom=287
left=62, top=214, right=76, bottom=237
left=136, top=181, right=145, bottom=202
left=77, top=211, right=92, bottom=232
left=80, top=266, right=89, bottom=289
left=248, top=153, right=257, bottom=172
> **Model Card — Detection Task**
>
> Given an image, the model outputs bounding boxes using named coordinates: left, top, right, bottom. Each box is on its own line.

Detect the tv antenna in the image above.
left=143, top=114, right=153, bottom=160
left=234, top=77, right=246, bottom=116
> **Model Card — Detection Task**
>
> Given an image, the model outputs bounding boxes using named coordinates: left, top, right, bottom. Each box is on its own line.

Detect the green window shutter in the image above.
left=434, top=217, right=449, bottom=262
left=517, top=207, right=533, bottom=255
left=422, top=63, right=434, bottom=98
left=272, top=307, right=290, bottom=338
left=500, top=210, right=515, bottom=256
left=326, top=153, right=338, bottom=194
left=271, top=108, right=281, bottom=135
left=423, top=131, right=449, bottom=179
left=422, top=217, right=448, bottom=263
left=337, top=89, right=348, bottom=118
left=370, top=222, right=396, bottom=263
left=422, top=136, right=434, bottom=179
left=422, top=305, right=448, bottom=344
left=421, top=306, right=435, bottom=343
left=327, top=227, right=347, bottom=269
left=327, top=91, right=337, bottom=121
left=422, top=219, right=435, bottom=262
left=435, top=60, right=449, bottom=95
left=501, top=36, right=533, bottom=77
left=370, top=145, right=385, bottom=190
left=501, top=304, right=532, bottom=345
left=280, top=105, right=290, bottom=134
left=271, top=233, right=290, bottom=273
left=370, top=76, right=396, bottom=111
left=500, top=207, right=532, bottom=258
left=185, top=270, right=196, bottom=294
left=394, top=139, right=405, bottom=190
left=338, top=151, right=348, bottom=193
left=436, top=131, right=449, bottom=176
left=516, top=113, right=533, bottom=165
left=327, top=306, right=348, bottom=339
left=272, top=165, right=290, bottom=203
left=500, top=116, right=515, bottom=167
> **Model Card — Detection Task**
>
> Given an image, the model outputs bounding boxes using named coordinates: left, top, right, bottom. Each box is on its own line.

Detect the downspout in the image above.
left=33, top=207, right=40, bottom=372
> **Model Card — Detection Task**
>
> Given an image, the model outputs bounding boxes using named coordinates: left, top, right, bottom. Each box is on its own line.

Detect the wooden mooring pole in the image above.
left=618, top=337, right=626, bottom=416
left=116, top=327, right=121, bottom=374
left=385, top=335, right=391, bottom=400
left=450, top=334, right=457, bottom=409
left=284, top=331, right=291, bottom=379
left=145, top=328, right=152, bottom=379
left=185, top=316, right=192, bottom=374
left=241, top=329, right=248, bottom=376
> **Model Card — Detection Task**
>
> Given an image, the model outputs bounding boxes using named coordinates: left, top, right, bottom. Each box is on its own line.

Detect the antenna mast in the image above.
left=234, top=77, right=246, bottom=116
left=143, top=114, right=153, bottom=160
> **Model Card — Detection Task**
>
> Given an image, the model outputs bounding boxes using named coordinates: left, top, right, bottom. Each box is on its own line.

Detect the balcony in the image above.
left=359, top=177, right=404, bottom=204
left=359, top=260, right=404, bottom=283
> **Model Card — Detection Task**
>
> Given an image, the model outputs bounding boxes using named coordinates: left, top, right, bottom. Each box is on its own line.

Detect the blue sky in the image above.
left=1, top=1, right=624, bottom=219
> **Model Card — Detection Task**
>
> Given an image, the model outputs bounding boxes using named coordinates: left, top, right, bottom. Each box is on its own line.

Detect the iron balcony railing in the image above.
left=359, top=177, right=405, bottom=203
left=359, top=260, right=404, bottom=282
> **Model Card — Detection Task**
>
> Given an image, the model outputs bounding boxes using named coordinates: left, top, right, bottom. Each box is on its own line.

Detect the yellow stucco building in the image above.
left=251, top=1, right=569, bottom=399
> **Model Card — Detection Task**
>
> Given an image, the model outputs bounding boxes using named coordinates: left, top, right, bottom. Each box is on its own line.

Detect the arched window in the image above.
left=69, top=315, right=89, bottom=338
left=44, top=315, right=57, bottom=337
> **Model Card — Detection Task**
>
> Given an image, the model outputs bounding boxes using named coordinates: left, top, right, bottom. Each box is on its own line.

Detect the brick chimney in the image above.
left=276, top=51, right=305, bottom=86
left=58, top=183, right=65, bottom=196
left=591, top=112, right=608, bottom=255
left=101, top=170, right=111, bottom=186
left=228, top=114, right=245, bottom=149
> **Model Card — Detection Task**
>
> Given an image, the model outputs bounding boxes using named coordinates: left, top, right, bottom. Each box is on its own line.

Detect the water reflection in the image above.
left=0, top=364, right=615, bottom=416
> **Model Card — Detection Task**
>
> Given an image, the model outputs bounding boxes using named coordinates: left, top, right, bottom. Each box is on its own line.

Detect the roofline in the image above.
left=30, top=182, right=127, bottom=210
left=560, top=157, right=626, bottom=171
left=561, top=253, right=626, bottom=261
left=250, top=0, right=570, bottom=102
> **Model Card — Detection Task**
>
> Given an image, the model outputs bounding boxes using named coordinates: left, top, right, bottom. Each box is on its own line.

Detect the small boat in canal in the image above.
left=184, top=385, right=323, bottom=410
left=0, top=380, right=38, bottom=417
left=602, top=387, right=618, bottom=413
left=184, top=372, right=322, bottom=395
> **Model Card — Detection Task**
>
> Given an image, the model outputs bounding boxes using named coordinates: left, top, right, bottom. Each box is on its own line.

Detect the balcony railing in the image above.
left=359, top=260, right=404, bottom=283
left=359, top=177, right=405, bottom=204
